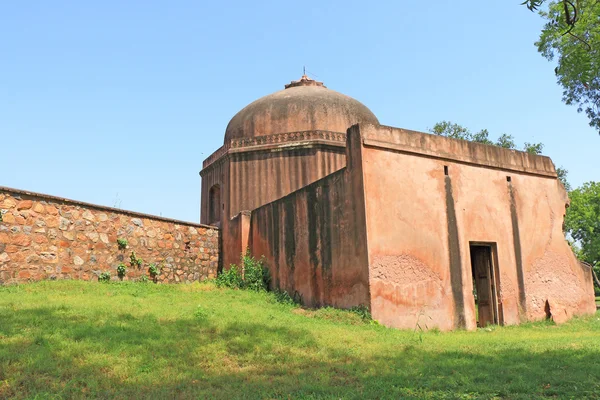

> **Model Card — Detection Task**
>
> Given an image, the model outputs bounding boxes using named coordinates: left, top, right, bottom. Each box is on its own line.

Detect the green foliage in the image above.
left=193, top=305, right=209, bottom=320
left=271, top=290, right=300, bottom=306
left=535, top=0, right=600, bottom=132
left=148, top=263, right=161, bottom=278
left=470, top=128, right=494, bottom=145
left=430, top=121, right=545, bottom=153
left=98, top=272, right=111, bottom=283
left=138, top=275, right=149, bottom=283
left=349, top=304, right=374, bottom=322
left=215, top=253, right=270, bottom=292
left=430, top=121, right=570, bottom=189
left=429, top=121, right=472, bottom=140
left=565, top=181, right=600, bottom=267
left=523, top=142, right=544, bottom=155
left=117, top=263, right=127, bottom=279
left=242, top=253, right=270, bottom=292
left=129, top=252, right=143, bottom=269
left=117, top=238, right=128, bottom=250
left=522, top=0, right=546, bottom=11
left=496, top=133, right=517, bottom=149
left=556, top=167, right=572, bottom=191
left=0, top=211, right=3, bottom=223
left=215, top=265, right=244, bottom=289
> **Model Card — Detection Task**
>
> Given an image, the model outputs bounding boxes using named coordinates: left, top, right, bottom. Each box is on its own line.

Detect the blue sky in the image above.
left=1, top=1, right=598, bottom=222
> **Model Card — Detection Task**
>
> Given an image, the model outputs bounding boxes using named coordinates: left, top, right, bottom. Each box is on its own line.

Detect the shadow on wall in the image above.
left=1, top=302, right=599, bottom=398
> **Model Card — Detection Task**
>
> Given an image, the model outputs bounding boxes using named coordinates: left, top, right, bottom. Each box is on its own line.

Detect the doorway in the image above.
left=470, top=244, right=501, bottom=327
left=208, top=184, right=221, bottom=226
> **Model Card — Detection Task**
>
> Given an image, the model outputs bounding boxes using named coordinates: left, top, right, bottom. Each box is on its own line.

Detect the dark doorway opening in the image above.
left=208, top=185, right=221, bottom=226
left=470, top=244, right=502, bottom=327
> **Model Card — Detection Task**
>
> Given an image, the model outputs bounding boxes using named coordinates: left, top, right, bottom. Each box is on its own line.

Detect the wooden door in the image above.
left=471, top=246, right=495, bottom=327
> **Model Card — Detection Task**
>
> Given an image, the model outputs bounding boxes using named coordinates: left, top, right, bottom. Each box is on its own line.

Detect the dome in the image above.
left=224, top=75, right=379, bottom=143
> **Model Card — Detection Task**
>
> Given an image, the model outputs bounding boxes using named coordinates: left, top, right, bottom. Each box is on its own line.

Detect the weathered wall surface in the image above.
left=359, top=124, right=595, bottom=330
left=201, top=131, right=348, bottom=227
left=200, top=155, right=226, bottom=226
left=0, top=187, right=219, bottom=284
left=227, top=143, right=346, bottom=220
left=246, top=130, right=370, bottom=308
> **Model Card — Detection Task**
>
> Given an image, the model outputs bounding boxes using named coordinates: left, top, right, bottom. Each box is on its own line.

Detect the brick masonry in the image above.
left=0, top=187, right=219, bottom=284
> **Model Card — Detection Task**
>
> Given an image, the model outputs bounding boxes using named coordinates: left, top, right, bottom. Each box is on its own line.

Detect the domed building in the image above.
left=200, top=75, right=378, bottom=227
left=200, top=75, right=595, bottom=331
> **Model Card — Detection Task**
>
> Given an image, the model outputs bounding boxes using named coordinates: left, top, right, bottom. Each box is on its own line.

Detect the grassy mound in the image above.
left=0, top=281, right=599, bottom=399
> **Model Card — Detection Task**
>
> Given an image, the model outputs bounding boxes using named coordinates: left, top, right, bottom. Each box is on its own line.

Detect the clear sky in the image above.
left=1, top=1, right=598, bottom=222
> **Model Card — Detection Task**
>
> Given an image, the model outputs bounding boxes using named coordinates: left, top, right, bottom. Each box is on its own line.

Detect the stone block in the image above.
left=2, top=198, right=17, bottom=209
left=2, top=213, right=15, bottom=224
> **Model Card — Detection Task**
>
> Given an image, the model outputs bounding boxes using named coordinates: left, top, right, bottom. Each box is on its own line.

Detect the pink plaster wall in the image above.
left=246, top=130, right=371, bottom=308
left=359, top=124, right=595, bottom=330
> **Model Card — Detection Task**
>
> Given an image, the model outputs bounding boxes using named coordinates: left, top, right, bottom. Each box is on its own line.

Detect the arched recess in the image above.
left=208, top=184, right=221, bottom=226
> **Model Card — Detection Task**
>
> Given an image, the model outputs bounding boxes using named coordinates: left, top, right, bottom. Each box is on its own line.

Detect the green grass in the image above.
left=1, top=281, right=599, bottom=399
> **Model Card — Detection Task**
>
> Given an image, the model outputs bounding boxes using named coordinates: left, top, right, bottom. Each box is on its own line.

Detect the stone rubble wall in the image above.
left=0, top=187, right=219, bottom=284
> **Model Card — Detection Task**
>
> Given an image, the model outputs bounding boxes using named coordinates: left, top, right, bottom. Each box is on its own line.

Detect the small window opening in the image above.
left=506, top=176, right=512, bottom=182
left=444, top=165, right=449, bottom=176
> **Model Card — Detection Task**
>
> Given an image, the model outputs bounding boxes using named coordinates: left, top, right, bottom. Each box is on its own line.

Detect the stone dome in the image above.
left=224, top=75, right=379, bottom=143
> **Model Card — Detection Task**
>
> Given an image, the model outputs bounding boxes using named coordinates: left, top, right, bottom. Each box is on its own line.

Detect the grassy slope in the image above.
left=0, top=281, right=599, bottom=399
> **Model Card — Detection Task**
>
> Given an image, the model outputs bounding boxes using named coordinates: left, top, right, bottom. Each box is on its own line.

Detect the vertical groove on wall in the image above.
left=257, top=154, right=263, bottom=207
left=284, top=197, right=296, bottom=274
left=320, top=182, right=333, bottom=305
left=270, top=203, right=281, bottom=288
left=301, top=151, right=308, bottom=188
left=307, top=186, right=321, bottom=306
left=445, top=175, right=466, bottom=329
left=508, top=182, right=527, bottom=317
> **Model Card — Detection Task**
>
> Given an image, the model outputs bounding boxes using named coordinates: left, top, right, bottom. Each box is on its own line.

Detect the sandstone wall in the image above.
left=0, top=187, right=219, bottom=284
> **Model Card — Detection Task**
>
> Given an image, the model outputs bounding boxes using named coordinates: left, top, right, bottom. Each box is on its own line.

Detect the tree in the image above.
left=429, top=121, right=472, bottom=140
left=524, top=1, right=600, bottom=133
left=523, top=142, right=544, bottom=155
left=565, top=181, right=600, bottom=287
left=496, top=133, right=516, bottom=149
left=429, top=121, right=544, bottom=152
left=429, top=121, right=570, bottom=188
left=556, top=167, right=572, bottom=191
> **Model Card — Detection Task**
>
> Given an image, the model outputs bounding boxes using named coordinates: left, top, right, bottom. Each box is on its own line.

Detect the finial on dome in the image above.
left=285, top=71, right=325, bottom=89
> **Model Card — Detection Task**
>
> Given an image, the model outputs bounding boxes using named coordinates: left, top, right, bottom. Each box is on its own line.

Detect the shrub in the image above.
left=117, top=238, right=128, bottom=250
left=272, top=290, right=299, bottom=306
left=242, top=253, right=269, bottom=292
left=130, top=252, right=142, bottom=269
left=138, top=275, right=149, bottom=283
left=98, top=272, right=111, bottom=283
left=117, top=263, right=127, bottom=279
left=215, top=265, right=243, bottom=289
left=349, top=304, right=373, bottom=322
left=148, top=263, right=161, bottom=278
left=215, top=253, right=270, bottom=291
